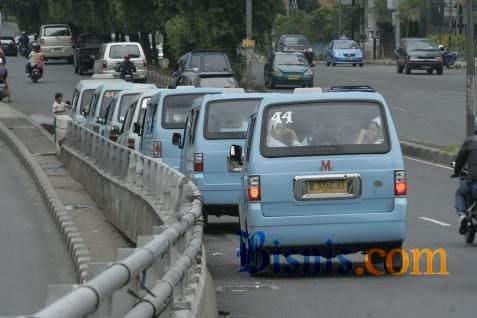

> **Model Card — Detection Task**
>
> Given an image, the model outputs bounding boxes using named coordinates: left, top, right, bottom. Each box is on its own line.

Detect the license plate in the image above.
left=288, top=75, right=300, bottom=80
left=308, top=179, right=348, bottom=194
left=52, top=48, right=64, bottom=52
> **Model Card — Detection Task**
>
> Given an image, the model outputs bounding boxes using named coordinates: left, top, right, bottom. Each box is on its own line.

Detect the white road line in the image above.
left=404, top=156, right=453, bottom=170
left=392, top=107, right=408, bottom=112
left=418, top=216, right=451, bottom=227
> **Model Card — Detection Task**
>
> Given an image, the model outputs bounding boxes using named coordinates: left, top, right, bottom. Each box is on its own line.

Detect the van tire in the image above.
left=404, top=62, right=411, bottom=74
left=67, top=57, right=74, bottom=64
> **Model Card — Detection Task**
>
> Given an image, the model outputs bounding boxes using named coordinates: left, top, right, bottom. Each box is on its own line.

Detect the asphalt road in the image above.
left=0, top=140, right=75, bottom=315
left=254, top=60, right=467, bottom=146
left=205, top=157, right=477, bottom=318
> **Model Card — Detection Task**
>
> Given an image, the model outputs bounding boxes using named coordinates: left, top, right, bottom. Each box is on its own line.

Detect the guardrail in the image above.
left=33, top=121, right=206, bottom=317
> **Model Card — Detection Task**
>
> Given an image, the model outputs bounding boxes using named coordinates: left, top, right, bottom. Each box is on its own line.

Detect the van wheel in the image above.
left=404, top=62, right=411, bottom=74
left=427, top=69, right=433, bottom=75
left=436, top=67, right=444, bottom=75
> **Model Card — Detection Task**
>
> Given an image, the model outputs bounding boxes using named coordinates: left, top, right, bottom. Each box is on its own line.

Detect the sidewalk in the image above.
left=0, top=103, right=133, bottom=283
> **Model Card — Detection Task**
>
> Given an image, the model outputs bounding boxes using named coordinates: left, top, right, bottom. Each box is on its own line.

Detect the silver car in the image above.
left=37, top=24, right=74, bottom=63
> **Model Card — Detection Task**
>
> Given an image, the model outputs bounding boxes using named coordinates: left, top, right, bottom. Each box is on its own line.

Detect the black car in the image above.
left=0, top=36, right=18, bottom=57
left=73, top=33, right=112, bottom=75
left=172, top=71, right=239, bottom=89
left=172, top=50, right=234, bottom=79
left=395, top=38, right=444, bottom=75
left=275, top=34, right=314, bottom=64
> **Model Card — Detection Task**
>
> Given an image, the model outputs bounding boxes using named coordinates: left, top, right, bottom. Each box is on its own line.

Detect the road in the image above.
left=0, top=140, right=75, bottom=315
left=253, top=60, right=467, bottom=146
left=205, top=157, right=477, bottom=318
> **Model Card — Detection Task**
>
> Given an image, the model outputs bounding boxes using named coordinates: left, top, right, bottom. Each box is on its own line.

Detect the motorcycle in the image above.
left=439, top=46, right=458, bottom=69
left=31, top=66, right=42, bottom=83
left=0, top=79, right=9, bottom=102
left=453, top=164, right=477, bottom=244
left=19, top=43, right=29, bottom=58
left=115, top=64, right=135, bottom=82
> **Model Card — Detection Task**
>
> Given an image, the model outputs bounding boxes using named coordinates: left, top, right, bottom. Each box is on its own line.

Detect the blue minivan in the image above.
left=173, top=93, right=271, bottom=221
left=140, top=88, right=228, bottom=168
left=232, top=89, right=407, bottom=274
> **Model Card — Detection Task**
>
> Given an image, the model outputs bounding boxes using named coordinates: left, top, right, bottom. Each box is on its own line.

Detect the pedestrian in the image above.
left=52, top=92, right=66, bottom=115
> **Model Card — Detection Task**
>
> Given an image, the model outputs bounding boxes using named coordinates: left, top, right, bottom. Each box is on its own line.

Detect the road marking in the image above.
left=404, top=156, right=453, bottom=170
left=418, top=216, right=451, bottom=227
left=392, top=106, right=408, bottom=112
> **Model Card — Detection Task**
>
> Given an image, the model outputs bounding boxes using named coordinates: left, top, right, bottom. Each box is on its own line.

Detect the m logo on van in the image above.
left=320, top=160, right=332, bottom=171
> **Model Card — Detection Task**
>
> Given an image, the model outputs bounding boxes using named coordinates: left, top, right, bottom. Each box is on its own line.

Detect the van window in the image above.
left=261, top=102, right=390, bottom=157
left=109, top=45, right=141, bottom=59
left=204, top=99, right=260, bottom=139
left=203, top=54, right=229, bottom=72
left=161, top=94, right=204, bottom=129
left=80, top=89, right=95, bottom=112
left=124, top=102, right=137, bottom=130
left=43, top=26, right=70, bottom=37
left=71, top=89, right=79, bottom=113
left=118, top=93, right=141, bottom=122
left=99, top=90, right=120, bottom=118
left=190, top=55, right=200, bottom=69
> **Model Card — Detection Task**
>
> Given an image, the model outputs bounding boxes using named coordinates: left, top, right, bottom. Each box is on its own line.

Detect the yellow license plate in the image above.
left=308, top=180, right=348, bottom=194
left=288, top=75, right=300, bottom=80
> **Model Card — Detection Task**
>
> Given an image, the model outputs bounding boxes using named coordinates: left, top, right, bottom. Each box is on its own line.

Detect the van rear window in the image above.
left=260, top=101, right=390, bottom=157
left=109, top=45, right=141, bottom=59
left=162, top=94, right=205, bottom=129
left=204, top=99, right=260, bottom=139
left=44, top=26, right=70, bottom=37
left=118, top=93, right=141, bottom=122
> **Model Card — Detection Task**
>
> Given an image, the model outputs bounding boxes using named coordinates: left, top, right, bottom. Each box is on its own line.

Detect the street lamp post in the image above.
left=465, top=0, right=475, bottom=137
left=245, top=0, right=253, bottom=88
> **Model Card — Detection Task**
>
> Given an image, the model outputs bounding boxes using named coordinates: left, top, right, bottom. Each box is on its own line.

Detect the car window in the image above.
left=161, top=94, right=205, bottom=129
left=80, top=89, right=95, bottom=113
left=71, top=89, right=79, bottom=113
left=406, top=41, right=438, bottom=51
left=124, top=102, right=137, bottom=130
left=274, top=54, right=307, bottom=65
left=190, top=55, right=201, bottom=69
left=204, top=99, right=260, bottom=139
left=261, top=101, right=390, bottom=157
left=43, top=26, right=70, bottom=37
left=203, top=54, right=230, bottom=72
left=109, top=45, right=141, bottom=58
left=333, top=40, right=360, bottom=49
left=199, top=77, right=238, bottom=88
left=99, top=90, right=120, bottom=118
left=284, top=37, right=309, bottom=46
left=118, top=93, right=141, bottom=122
left=0, top=38, right=14, bottom=45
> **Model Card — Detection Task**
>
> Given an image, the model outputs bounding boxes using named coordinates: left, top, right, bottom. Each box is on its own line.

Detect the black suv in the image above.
left=395, top=38, right=444, bottom=75
left=73, top=33, right=112, bottom=75
left=172, top=50, right=234, bottom=78
left=275, top=34, right=314, bottom=64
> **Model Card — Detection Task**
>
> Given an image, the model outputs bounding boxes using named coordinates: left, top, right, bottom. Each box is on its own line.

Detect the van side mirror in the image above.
left=228, top=145, right=243, bottom=172
left=172, top=132, right=182, bottom=148
left=133, top=122, right=141, bottom=135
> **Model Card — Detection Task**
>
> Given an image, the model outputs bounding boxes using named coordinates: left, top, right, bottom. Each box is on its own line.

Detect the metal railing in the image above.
left=33, top=121, right=204, bottom=317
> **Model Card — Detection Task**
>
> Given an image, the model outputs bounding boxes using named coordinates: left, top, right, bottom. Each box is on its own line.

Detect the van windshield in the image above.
left=162, top=94, right=207, bottom=129
left=204, top=99, right=260, bottom=139
left=80, top=89, right=94, bottom=112
left=99, top=90, right=120, bottom=118
left=261, top=102, right=390, bottom=157
left=118, top=93, right=141, bottom=122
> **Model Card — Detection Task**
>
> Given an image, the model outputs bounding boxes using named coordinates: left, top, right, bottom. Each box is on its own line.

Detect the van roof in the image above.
left=149, top=87, right=225, bottom=103
left=193, top=93, right=280, bottom=110
left=94, top=82, right=134, bottom=93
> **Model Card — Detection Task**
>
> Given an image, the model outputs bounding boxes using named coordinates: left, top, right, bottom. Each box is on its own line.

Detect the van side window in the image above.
left=189, top=110, right=199, bottom=144
left=147, top=102, right=158, bottom=132
left=71, top=89, right=79, bottom=113
left=245, top=116, right=256, bottom=162
left=124, top=102, right=137, bottom=131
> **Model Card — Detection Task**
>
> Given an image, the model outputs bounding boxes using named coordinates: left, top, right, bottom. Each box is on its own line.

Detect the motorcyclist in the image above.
left=19, top=31, right=30, bottom=54
left=451, top=132, right=477, bottom=233
left=117, top=54, right=136, bottom=80
left=0, top=59, right=11, bottom=102
left=0, top=42, right=6, bottom=65
left=26, top=43, right=45, bottom=77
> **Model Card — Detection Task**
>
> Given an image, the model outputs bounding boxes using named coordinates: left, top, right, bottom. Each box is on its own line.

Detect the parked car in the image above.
left=172, top=50, right=234, bottom=79
left=93, top=42, right=147, bottom=82
left=264, top=52, right=314, bottom=88
left=37, top=24, right=74, bottom=63
left=233, top=87, right=407, bottom=274
left=395, top=38, right=443, bottom=75
left=118, top=89, right=165, bottom=150
left=274, top=34, right=314, bottom=65
left=173, top=93, right=273, bottom=223
left=140, top=88, right=227, bottom=168
left=102, top=88, right=155, bottom=140
left=326, top=37, right=364, bottom=67
left=0, top=36, right=18, bottom=56
left=84, top=82, right=134, bottom=133
left=172, top=71, right=239, bottom=89
left=70, top=78, right=127, bottom=124
left=74, top=33, right=112, bottom=75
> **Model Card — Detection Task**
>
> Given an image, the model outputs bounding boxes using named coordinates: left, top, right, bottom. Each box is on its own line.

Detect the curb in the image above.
left=0, top=120, right=90, bottom=284
left=146, top=70, right=175, bottom=88
left=400, top=140, right=456, bottom=166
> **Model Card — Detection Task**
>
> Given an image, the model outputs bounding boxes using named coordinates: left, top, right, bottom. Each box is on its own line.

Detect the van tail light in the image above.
left=248, top=175, right=261, bottom=201
left=394, top=170, right=407, bottom=196
left=153, top=141, right=162, bottom=158
left=102, top=61, right=107, bottom=70
left=127, top=138, right=135, bottom=149
left=194, top=153, right=203, bottom=172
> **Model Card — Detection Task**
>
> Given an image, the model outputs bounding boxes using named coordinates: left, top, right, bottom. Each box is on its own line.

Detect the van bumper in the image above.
left=193, top=174, right=241, bottom=205
left=245, top=198, right=407, bottom=249
left=41, top=47, right=74, bottom=59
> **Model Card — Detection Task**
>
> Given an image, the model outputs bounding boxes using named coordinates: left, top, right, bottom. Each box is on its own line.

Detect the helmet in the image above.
left=124, top=54, right=130, bottom=60
left=22, top=31, right=26, bottom=35
left=32, top=43, right=40, bottom=51
left=0, top=58, right=3, bottom=64
left=438, top=44, right=444, bottom=50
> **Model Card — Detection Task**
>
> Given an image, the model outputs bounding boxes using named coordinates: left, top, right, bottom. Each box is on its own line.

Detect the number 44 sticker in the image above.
left=270, top=111, right=293, bottom=124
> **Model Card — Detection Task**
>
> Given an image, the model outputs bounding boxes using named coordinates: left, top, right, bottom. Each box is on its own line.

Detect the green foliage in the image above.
left=373, top=0, right=392, bottom=24
left=430, top=33, right=465, bottom=54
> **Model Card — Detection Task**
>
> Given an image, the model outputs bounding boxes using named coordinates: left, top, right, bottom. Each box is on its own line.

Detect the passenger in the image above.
left=267, top=121, right=303, bottom=147
left=355, top=116, right=384, bottom=144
